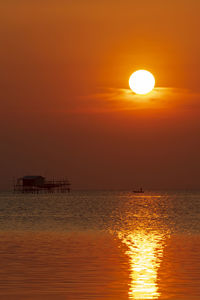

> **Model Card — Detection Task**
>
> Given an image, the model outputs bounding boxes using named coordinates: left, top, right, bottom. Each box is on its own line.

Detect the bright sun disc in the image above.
left=129, top=70, right=155, bottom=95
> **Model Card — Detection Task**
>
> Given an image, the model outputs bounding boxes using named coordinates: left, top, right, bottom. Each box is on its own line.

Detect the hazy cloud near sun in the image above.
left=78, top=87, right=200, bottom=113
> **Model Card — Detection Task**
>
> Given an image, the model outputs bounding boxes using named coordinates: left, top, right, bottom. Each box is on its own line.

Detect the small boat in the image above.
left=133, top=187, right=144, bottom=193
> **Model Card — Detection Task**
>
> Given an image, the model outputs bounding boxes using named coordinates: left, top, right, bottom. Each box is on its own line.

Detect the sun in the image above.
left=129, top=70, right=155, bottom=95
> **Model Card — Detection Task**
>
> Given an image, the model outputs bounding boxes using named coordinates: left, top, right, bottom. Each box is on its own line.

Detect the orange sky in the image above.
left=1, top=0, right=200, bottom=189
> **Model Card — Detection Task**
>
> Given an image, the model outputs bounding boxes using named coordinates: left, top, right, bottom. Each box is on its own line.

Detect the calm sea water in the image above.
left=0, top=191, right=199, bottom=299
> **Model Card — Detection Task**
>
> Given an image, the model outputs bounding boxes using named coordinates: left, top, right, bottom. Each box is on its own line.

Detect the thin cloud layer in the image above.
left=78, top=87, right=200, bottom=113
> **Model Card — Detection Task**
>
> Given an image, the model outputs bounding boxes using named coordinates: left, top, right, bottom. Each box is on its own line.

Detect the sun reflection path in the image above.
left=118, top=230, right=165, bottom=299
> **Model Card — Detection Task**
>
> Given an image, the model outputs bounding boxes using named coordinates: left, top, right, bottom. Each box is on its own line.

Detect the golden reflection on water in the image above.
left=119, top=231, right=164, bottom=299
left=117, top=195, right=168, bottom=299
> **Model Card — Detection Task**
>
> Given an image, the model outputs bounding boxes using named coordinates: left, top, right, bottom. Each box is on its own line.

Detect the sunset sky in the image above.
left=1, top=0, right=200, bottom=189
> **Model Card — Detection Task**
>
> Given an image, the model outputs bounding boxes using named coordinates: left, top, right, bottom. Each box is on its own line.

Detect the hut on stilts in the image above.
left=14, top=176, right=70, bottom=193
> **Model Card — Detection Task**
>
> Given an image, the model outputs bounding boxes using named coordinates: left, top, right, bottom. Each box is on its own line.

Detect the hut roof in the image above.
left=22, top=176, right=45, bottom=180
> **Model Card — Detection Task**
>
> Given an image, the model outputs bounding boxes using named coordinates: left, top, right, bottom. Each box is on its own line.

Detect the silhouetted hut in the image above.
left=22, top=176, right=45, bottom=187
left=14, top=175, right=70, bottom=193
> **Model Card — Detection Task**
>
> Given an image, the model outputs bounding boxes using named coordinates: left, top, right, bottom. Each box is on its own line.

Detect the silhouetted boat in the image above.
left=133, top=187, right=144, bottom=193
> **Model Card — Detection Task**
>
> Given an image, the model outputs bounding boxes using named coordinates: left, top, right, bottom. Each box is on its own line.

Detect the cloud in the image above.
left=93, top=87, right=171, bottom=108
left=80, top=86, right=200, bottom=113
left=61, top=86, right=200, bottom=115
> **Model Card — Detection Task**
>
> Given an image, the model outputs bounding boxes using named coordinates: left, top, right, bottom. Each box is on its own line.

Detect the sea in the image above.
left=0, top=190, right=199, bottom=300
